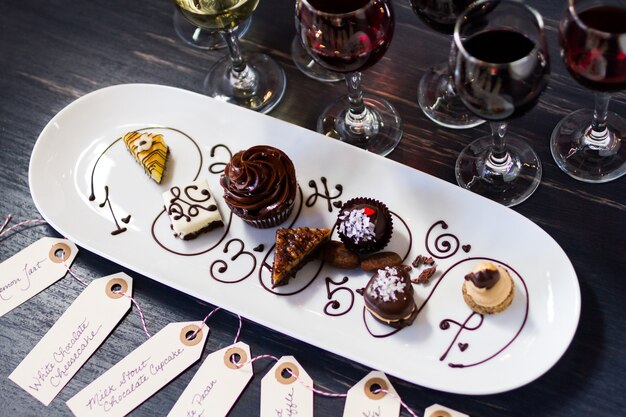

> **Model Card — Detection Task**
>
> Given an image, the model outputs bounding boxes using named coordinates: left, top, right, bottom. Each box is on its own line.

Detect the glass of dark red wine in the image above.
left=410, top=0, right=484, bottom=129
left=453, top=0, right=550, bottom=206
left=550, top=0, right=626, bottom=182
left=296, top=0, right=402, bottom=156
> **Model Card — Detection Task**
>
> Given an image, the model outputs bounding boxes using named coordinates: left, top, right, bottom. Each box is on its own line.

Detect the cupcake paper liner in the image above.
left=336, top=197, right=393, bottom=255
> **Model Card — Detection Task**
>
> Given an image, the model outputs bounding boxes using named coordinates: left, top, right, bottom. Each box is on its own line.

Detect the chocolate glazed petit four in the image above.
left=336, top=197, right=393, bottom=255
left=462, top=261, right=515, bottom=314
left=363, top=266, right=418, bottom=329
left=220, top=145, right=298, bottom=228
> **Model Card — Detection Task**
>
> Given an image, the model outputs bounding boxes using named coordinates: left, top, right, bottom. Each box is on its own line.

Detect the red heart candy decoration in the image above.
left=364, top=207, right=375, bottom=216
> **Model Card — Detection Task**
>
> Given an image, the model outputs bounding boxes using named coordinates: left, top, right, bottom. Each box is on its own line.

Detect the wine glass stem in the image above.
left=344, top=72, right=378, bottom=137
left=221, top=28, right=256, bottom=92
left=488, top=121, right=511, bottom=166
left=588, top=92, right=611, bottom=145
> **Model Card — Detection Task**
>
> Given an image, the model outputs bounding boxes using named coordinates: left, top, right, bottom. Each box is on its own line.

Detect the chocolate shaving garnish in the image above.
left=412, top=266, right=437, bottom=284
left=412, top=254, right=435, bottom=268
left=464, top=267, right=499, bottom=289
left=410, top=254, right=437, bottom=284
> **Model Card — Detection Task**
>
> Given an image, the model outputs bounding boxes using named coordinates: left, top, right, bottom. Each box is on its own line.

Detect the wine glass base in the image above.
left=173, top=10, right=252, bottom=50
left=550, top=108, right=626, bottom=183
left=455, top=135, right=542, bottom=207
left=204, top=53, right=286, bottom=114
left=290, top=37, right=343, bottom=83
left=317, top=93, right=403, bottom=156
left=418, top=61, right=485, bottom=130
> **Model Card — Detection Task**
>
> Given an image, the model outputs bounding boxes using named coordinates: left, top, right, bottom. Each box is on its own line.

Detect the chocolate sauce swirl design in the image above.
left=324, top=277, right=354, bottom=317
left=306, top=177, right=343, bottom=212
left=167, top=185, right=217, bottom=222
left=220, top=145, right=297, bottom=220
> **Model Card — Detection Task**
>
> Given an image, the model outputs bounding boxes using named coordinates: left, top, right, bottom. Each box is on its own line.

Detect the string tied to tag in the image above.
left=189, top=306, right=243, bottom=344
left=0, top=215, right=47, bottom=239
left=62, top=258, right=152, bottom=339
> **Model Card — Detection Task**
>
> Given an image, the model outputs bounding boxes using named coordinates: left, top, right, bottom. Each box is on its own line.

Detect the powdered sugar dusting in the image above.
left=338, top=208, right=375, bottom=243
left=369, top=267, right=406, bottom=302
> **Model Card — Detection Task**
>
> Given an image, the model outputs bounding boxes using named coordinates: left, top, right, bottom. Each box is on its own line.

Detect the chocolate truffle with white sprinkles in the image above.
left=363, top=266, right=417, bottom=329
left=336, top=197, right=392, bottom=255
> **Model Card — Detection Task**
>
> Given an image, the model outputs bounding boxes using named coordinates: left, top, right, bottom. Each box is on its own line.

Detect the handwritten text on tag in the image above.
left=9, top=274, right=133, bottom=405
left=342, top=371, right=400, bottom=417
left=0, top=238, right=78, bottom=317
left=261, top=356, right=313, bottom=417
left=66, top=321, right=208, bottom=417
left=167, top=341, right=253, bottom=417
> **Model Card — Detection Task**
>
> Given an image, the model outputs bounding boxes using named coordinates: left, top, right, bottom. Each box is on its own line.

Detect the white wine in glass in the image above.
left=175, top=0, right=286, bottom=113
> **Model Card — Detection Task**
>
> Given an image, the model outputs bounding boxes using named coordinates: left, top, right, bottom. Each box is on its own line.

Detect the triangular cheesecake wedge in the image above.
left=272, top=227, right=331, bottom=287
left=123, top=131, right=169, bottom=183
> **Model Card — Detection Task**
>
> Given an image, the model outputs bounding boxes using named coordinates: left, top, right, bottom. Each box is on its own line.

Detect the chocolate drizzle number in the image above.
left=323, top=277, right=354, bottom=317
left=97, top=186, right=130, bottom=236
left=167, top=185, right=217, bottom=222
left=306, top=177, right=343, bottom=212
left=210, top=239, right=257, bottom=284
left=438, top=312, right=484, bottom=361
left=208, top=144, right=232, bottom=174
left=425, top=220, right=460, bottom=259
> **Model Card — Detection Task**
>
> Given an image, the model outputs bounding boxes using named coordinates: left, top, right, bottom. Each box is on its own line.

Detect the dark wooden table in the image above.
left=1, top=0, right=625, bottom=416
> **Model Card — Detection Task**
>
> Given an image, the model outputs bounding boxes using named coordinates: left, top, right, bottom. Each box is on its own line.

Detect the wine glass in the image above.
left=175, top=0, right=286, bottom=113
left=296, top=0, right=402, bottom=156
left=550, top=0, right=626, bottom=182
left=453, top=0, right=550, bottom=206
left=290, top=35, right=342, bottom=82
left=410, top=0, right=485, bottom=129
left=173, top=8, right=251, bottom=50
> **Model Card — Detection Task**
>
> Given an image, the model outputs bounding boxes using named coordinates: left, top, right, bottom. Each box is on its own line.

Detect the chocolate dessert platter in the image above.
left=29, top=84, right=580, bottom=395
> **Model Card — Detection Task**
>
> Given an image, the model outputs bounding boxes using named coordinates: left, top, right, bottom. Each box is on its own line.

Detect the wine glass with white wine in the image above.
left=173, top=7, right=251, bottom=50
left=175, top=0, right=286, bottom=113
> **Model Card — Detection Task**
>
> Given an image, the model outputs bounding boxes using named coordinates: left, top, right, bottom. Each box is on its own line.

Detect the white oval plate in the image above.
left=29, top=84, right=580, bottom=395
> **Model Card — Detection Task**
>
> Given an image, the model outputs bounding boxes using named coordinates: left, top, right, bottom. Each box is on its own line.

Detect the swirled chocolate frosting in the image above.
left=220, top=145, right=297, bottom=220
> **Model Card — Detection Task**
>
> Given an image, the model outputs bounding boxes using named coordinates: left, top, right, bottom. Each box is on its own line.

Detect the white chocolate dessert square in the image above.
left=162, top=179, right=224, bottom=240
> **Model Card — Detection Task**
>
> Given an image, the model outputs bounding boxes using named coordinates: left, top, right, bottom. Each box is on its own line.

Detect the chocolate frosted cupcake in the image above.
left=364, top=266, right=417, bottom=329
left=336, top=197, right=392, bottom=255
left=220, top=145, right=297, bottom=228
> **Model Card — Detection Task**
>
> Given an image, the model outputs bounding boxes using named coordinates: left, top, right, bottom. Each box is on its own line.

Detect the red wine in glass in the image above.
left=298, top=0, right=394, bottom=73
left=410, top=0, right=473, bottom=35
left=550, top=1, right=626, bottom=183
left=460, top=29, right=549, bottom=120
left=296, top=0, right=403, bottom=156
left=561, top=6, right=626, bottom=92
left=409, top=0, right=484, bottom=129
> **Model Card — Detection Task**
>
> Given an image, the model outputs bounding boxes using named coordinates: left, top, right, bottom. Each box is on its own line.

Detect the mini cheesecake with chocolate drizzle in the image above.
left=363, top=266, right=417, bottom=329
left=336, top=197, right=392, bottom=255
left=462, top=261, right=514, bottom=314
left=123, top=131, right=169, bottom=183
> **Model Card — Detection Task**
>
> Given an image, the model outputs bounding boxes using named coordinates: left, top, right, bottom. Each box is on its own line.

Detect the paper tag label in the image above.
left=342, top=371, right=400, bottom=417
left=66, top=321, right=209, bottom=417
left=9, top=273, right=133, bottom=405
left=260, top=356, right=313, bottom=417
left=167, top=341, right=253, bottom=417
left=0, top=238, right=78, bottom=317
left=424, top=404, right=470, bottom=417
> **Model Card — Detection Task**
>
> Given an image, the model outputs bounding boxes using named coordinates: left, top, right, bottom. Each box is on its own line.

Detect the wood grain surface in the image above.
left=1, top=0, right=625, bottom=416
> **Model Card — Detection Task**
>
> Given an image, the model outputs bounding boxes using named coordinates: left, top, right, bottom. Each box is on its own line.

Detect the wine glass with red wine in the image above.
left=296, top=0, right=402, bottom=156
left=410, top=0, right=484, bottom=129
left=453, top=0, right=550, bottom=206
left=550, top=0, right=626, bottom=182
